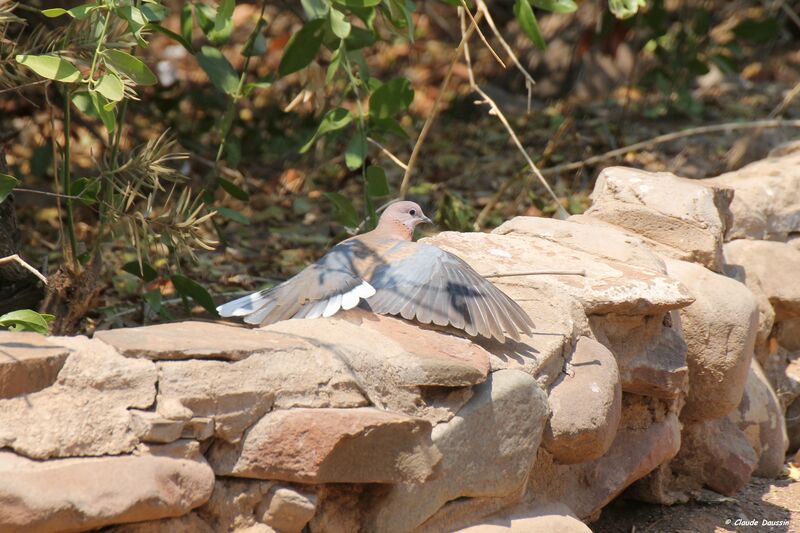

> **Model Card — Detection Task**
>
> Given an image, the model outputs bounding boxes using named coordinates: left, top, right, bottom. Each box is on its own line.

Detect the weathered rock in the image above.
left=670, top=417, right=757, bottom=496
left=730, top=360, right=789, bottom=478
left=424, top=231, right=693, bottom=316
left=308, top=485, right=363, bottom=533
left=724, top=239, right=800, bottom=321
left=257, top=485, right=316, bottom=533
left=156, top=339, right=367, bottom=442
left=196, top=478, right=275, bottom=532
left=583, top=166, right=733, bottom=271
left=590, top=312, right=688, bottom=400
left=0, top=332, right=68, bottom=399
left=368, top=370, right=549, bottom=532
left=264, top=310, right=489, bottom=421
left=787, top=397, right=800, bottom=453
left=130, top=409, right=185, bottom=444
left=106, top=513, right=214, bottom=533
left=182, top=417, right=215, bottom=441
left=0, top=442, right=214, bottom=533
left=493, top=215, right=667, bottom=273
left=706, top=152, right=800, bottom=241
left=665, top=259, right=758, bottom=422
left=208, top=407, right=440, bottom=484
left=526, top=395, right=681, bottom=520
left=454, top=503, right=592, bottom=533
left=95, top=321, right=301, bottom=361
left=542, top=337, right=621, bottom=464
left=0, top=337, right=157, bottom=459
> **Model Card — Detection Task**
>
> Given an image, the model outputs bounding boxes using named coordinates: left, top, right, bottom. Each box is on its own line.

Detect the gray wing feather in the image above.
left=367, top=242, right=532, bottom=341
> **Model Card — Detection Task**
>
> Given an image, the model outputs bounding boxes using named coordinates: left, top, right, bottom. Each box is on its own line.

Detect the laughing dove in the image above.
left=217, top=201, right=533, bottom=342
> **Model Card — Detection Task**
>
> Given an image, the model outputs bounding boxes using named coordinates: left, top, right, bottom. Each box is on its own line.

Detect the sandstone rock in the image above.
left=590, top=312, right=688, bottom=400
left=724, top=239, right=800, bottom=321
left=493, top=215, right=667, bottom=273
left=0, top=444, right=214, bottom=533
left=706, top=152, right=800, bottom=241
left=787, top=398, right=800, bottom=453
left=670, top=417, right=757, bottom=496
left=130, top=409, right=185, bottom=444
left=542, top=336, right=621, bottom=464
left=583, top=166, right=733, bottom=271
left=196, top=478, right=274, bottom=531
left=665, top=259, right=758, bottom=422
left=106, top=513, right=214, bottom=533
left=0, top=338, right=157, bottom=459
left=95, top=321, right=301, bottom=361
left=257, top=485, right=316, bottom=533
left=424, top=231, right=693, bottom=316
left=368, top=370, right=549, bottom=532
left=527, top=395, right=681, bottom=519
left=731, top=360, right=789, bottom=478
left=0, top=332, right=68, bottom=399
left=157, top=340, right=367, bottom=442
left=308, top=485, right=363, bottom=533
left=209, top=407, right=440, bottom=484
left=264, top=310, right=488, bottom=421
left=454, top=503, right=592, bottom=533
left=182, top=417, right=215, bottom=441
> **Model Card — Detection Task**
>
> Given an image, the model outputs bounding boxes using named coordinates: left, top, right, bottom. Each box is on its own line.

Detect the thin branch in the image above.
left=0, top=254, right=48, bottom=285
left=367, top=137, right=408, bottom=171
left=483, top=270, right=586, bottom=278
left=540, top=119, right=800, bottom=177
left=475, top=0, right=536, bottom=88
left=459, top=0, right=505, bottom=68
left=13, top=187, right=83, bottom=200
left=0, top=79, right=48, bottom=95
left=399, top=9, right=485, bottom=198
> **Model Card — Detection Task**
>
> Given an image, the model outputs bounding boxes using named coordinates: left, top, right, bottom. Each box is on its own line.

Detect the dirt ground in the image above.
left=593, top=475, right=800, bottom=533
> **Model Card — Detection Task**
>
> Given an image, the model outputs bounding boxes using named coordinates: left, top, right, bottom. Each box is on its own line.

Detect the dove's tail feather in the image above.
left=216, top=289, right=273, bottom=317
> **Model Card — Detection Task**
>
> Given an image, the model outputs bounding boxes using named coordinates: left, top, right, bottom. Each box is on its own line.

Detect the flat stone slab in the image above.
left=95, top=322, right=295, bottom=361
left=208, top=407, right=440, bottom=484
left=0, top=332, right=69, bottom=399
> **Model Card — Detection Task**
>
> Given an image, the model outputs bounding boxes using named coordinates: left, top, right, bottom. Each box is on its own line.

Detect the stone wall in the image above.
left=1, top=152, right=799, bottom=533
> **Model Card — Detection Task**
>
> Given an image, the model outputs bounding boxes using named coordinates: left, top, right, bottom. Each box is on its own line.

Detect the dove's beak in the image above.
left=419, top=215, right=433, bottom=225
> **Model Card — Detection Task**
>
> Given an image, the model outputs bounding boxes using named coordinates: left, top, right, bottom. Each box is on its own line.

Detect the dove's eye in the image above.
left=409, top=209, right=417, bottom=215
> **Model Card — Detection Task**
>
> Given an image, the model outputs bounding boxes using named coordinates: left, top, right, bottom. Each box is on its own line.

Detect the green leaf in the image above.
left=217, top=206, right=250, bottom=225
left=326, top=46, right=344, bottom=82
left=366, top=165, right=390, bottom=196
left=15, top=55, right=81, bottom=83
left=170, top=274, right=219, bottom=316
left=148, top=23, right=195, bottom=54
left=181, top=3, right=194, bottom=43
left=514, top=0, right=546, bottom=50
left=710, top=54, right=736, bottom=75
left=122, top=260, right=159, bottom=282
left=195, top=46, right=239, bottom=95
left=278, top=19, right=326, bottom=76
left=95, top=72, right=124, bottom=101
left=104, top=49, right=157, bottom=85
left=299, top=107, right=352, bottom=153
left=0, top=173, right=19, bottom=204
left=140, top=3, right=167, bottom=22
left=531, top=0, right=577, bottom=13
left=90, top=92, right=116, bottom=132
left=194, top=3, right=217, bottom=34
left=69, top=4, right=97, bottom=20
left=242, top=18, right=268, bottom=57
left=0, top=310, right=54, bottom=334
left=344, top=26, right=376, bottom=50
left=733, top=18, right=781, bottom=44
left=329, top=8, right=352, bottom=39
left=334, top=0, right=382, bottom=7
left=208, top=0, right=235, bottom=45
left=369, top=116, right=408, bottom=138
left=345, top=132, right=366, bottom=170
left=217, top=176, right=250, bottom=201
left=243, top=74, right=274, bottom=96
left=41, top=8, right=69, bottom=17
left=324, top=192, right=359, bottom=227
left=302, top=0, right=330, bottom=19
left=608, top=0, right=645, bottom=19
left=369, top=77, right=414, bottom=119
left=72, top=177, right=100, bottom=206
left=117, top=6, right=148, bottom=35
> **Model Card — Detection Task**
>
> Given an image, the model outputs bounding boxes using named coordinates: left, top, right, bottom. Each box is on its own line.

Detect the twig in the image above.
left=0, top=79, right=48, bottom=95
left=780, top=0, right=800, bottom=31
left=475, top=0, right=536, bottom=88
left=483, top=270, right=586, bottom=278
left=541, top=119, right=800, bottom=177
left=459, top=0, right=505, bottom=68
left=0, top=254, right=48, bottom=285
left=459, top=7, right=568, bottom=220
left=367, top=137, right=408, bottom=171
left=398, top=9, right=484, bottom=198
left=14, top=187, right=83, bottom=200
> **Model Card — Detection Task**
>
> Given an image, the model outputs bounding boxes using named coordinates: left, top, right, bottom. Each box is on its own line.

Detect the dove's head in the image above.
left=378, top=201, right=432, bottom=239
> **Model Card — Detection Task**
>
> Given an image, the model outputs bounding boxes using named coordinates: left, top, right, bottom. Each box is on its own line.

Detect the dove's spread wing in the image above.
left=216, top=240, right=375, bottom=325
left=363, top=241, right=533, bottom=342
